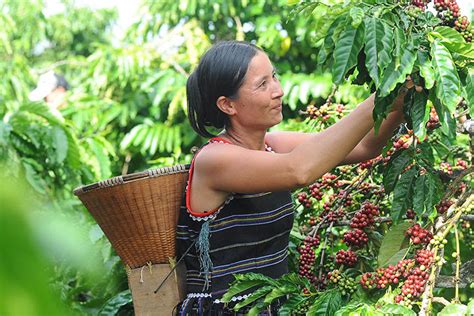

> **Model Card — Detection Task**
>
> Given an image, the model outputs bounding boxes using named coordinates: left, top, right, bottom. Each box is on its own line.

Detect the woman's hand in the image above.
left=390, top=76, right=422, bottom=113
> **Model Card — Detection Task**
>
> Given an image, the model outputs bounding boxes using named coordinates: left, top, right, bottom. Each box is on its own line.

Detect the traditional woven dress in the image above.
left=176, top=137, right=295, bottom=315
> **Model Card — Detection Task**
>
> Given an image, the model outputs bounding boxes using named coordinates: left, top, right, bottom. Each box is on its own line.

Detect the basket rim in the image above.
left=73, top=163, right=190, bottom=196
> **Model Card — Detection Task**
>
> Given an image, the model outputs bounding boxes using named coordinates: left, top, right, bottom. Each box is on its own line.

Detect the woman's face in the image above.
left=230, top=51, right=284, bottom=129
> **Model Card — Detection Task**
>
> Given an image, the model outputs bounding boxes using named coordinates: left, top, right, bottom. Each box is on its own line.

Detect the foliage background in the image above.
left=0, top=0, right=472, bottom=315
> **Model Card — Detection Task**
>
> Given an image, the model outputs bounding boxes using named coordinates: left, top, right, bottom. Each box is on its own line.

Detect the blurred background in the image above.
left=1, top=0, right=472, bottom=315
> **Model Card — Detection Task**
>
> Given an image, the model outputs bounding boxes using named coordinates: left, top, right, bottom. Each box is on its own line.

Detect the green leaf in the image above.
left=307, top=290, right=342, bottom=316
left=431, top=26, right=474, bottom=58
left=380, top=303, right=416, bottom=315
left=52, top=126, right=68, bottom=164
left=410, top=91, right=429, bottom=140
left=464, top=72, right=474, bottom=118
left=263, top=286, right=293, bottom=304
left=318, top=16, right=346, bottom=65
left=379, top=44, right=416, bottom=97
left=417, top=51, right=435, bottom=89
left=278, top=296, right=308, bottom=315
left=438, top=303, right=468, bottom=316
left=378, top=222, right=411, bottom=267
left=332, top=23, right=365, bottom=84
left=98, top=290, right=132, bottom=316
left=393, top=28, right=406, bottom=67
left=467, top=298, right=474, bottom=315
left=431, top=41, right=461, bottom=113
left=383, top=149, right=412, bottom=194
left=364, top=17, right=393, bottom=87
left=334, top=302, right=364, bottom=316
left=391, top=166, right=417, bottom=223
left=431, top=93, right=457, bottom=141
left=233, top=285, right=273, bottom=310
left=413, top=175, right=426, bottom=216
left=424, top=172, right=443, bottom=215
left=349, top=7, right=364, bottom=28
left=221, top=280, right=264, bottom=303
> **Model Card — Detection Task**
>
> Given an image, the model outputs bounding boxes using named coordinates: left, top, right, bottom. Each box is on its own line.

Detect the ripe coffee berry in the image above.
left=436, top=199, right=453, bottom=214
left=360, top=272, right=376, bottom=289
left=297, top=192, right=312, bottom=208
left=309, top=182, right=323, bottom=200
left=406, top=209, right=416, bottom=219
left=336, top=249, right=358, bottom=267
left=456, top=159, right=468, bottom=170
left=440, top=162, right=453, bottom=175
left=415, top=249, right=434, bottom=267
left=405, top=224, right=433, bottom=245
left=393, top=135, right=410, bottom=150
left=350, top=202, right=380, bottom=229
left=426, top=108, right=439, bottom=130
left=343, top=229, right=369, bottom=249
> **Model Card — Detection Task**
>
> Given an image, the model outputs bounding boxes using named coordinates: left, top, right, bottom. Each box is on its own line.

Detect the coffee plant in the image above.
left=222, top=0, right=473, bottom=314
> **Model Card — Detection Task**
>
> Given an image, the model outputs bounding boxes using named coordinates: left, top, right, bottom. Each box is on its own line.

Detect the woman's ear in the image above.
left=216, top=96, right=237, bottom=116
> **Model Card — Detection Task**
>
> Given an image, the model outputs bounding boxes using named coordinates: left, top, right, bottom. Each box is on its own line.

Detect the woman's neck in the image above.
left=218, top=127, right=267, bottom=151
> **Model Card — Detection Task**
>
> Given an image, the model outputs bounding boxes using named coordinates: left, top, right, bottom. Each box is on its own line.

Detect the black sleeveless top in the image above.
left=176, top=137, right=295, bottom=310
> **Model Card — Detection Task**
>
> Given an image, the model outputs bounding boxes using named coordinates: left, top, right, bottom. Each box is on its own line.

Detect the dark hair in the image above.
left=187, top=41, right=262, bottom=137
left=54, top=73, right=70, bottom=90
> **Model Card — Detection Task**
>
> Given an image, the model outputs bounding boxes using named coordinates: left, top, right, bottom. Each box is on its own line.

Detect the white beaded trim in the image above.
left=213, top=294, right=250, bottom=304
left=184, top=292, right=250, bottom=304
left=186, top=292, right=212, bottom=298
left=186, top=186, right=234, bottom=221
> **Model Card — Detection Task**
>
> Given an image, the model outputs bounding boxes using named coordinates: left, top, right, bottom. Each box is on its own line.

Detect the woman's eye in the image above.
left=259, top=81, right=267, bottom=88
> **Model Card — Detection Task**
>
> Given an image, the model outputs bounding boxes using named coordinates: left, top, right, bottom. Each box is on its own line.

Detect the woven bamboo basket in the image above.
left=73, top=164, right=190, bottom=268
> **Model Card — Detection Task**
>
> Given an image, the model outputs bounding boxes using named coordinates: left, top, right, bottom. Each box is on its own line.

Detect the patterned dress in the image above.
left=176, top=137, right=295, bottom=315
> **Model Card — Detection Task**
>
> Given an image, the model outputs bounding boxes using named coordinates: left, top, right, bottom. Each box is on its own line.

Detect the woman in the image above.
left=176, top=41, right=410, bottom=315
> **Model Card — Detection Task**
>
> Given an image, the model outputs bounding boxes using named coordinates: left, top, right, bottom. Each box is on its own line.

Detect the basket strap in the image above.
left=154, top=239, right=197, bottom=294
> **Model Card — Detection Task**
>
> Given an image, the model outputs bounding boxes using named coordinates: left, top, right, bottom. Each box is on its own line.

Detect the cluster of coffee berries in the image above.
left=440, top=162, right=453, bottom=175
left=434, top=0, right=460, bottom=22
left=321, top=173, right=337, bottom=187
left=395, top=266, right=429, bottom=304
left=309, top=182, right=323, bottom=200
left=426, top=107, right=440, bottom=130
left=343, top=229, right=369, bottom=249
left=297, top=192, right=312, bottom=208
left=393, top=135, right=411, bottom=150
left=319, top=208, right=345, bottom=223
left=334, top=104, right=345, bottom=117
left=360, top=272, right=376, bottom=289
left=433, top=0, right=473, bottom=42
left=360, top=259, right=416, bottom=290
left=328, top=269, right=357, bottom=295
left=336, top=249, right=358, bottom=267
left=405, top=224, right=433, bottom=245
left=407, top=5, right=423, bottom=22
left=350, top=202, right=380, bottom=229
left=305, top=104, right=330, bottom=121
left=292, top=298, right=312, bottom=315
left=333, top=190, right=353, bottom=207
left=456, top=159, right=468, bottom=170
left=298, top=236, right=320, bottom=281
left=411, top=0, right=429, bottom=9
left=436, top=199, right=453, bottom=214
left=359, top=159, right=376, bottom=170
left=429, top=233, right=448, bottom=247
left=415, top=249, right=434, bottom=267
left=406, top=209, right=416, bottom=219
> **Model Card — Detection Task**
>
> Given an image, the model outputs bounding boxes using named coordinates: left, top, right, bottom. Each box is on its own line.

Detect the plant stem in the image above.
left=454, top=226, right=460, bottom=303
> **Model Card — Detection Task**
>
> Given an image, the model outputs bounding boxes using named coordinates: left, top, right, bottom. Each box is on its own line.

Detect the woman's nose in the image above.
left=272, top=81, right=284, bottom=99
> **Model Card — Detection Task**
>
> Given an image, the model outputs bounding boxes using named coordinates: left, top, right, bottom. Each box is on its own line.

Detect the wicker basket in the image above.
left=73, top=164, right=190, bottom=269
